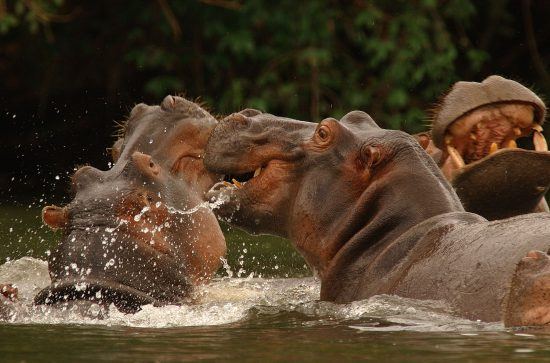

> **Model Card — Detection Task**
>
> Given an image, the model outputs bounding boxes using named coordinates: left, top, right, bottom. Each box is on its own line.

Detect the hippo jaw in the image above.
left=38, top=151, right=226, bottom=312
left=437, top=102, right=546, bottom=180
left=205, top=110, right=463, bottom=276
left=38, top=187, right=193, bottom=312
left=426, top=75, right=550, bottom=219
left=204, top=111, right=310, bottom=236
left=33, top=276, right=162, bottom=314
left=431, top=75, right=546, bottom=173
left=113, top=95, right=222, bottom=196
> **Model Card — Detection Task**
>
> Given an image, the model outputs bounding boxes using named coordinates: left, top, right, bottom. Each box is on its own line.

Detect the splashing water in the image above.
left=0, top=257, right=504, bottom=332
left=166, top=193, right=230, bottom=217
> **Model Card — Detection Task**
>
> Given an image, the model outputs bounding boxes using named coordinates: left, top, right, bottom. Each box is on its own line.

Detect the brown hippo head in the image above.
left=35, top=96, right=226, bottom=312
left=427, top=75, right=550, bottom=220
left=204, top=110, right=462, bottom=277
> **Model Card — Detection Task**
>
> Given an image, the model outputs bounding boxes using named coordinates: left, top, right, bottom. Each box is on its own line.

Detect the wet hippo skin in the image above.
left=420, top=75, right=549, bottom=220
left=204, top=109, right=550, bottom=326
left=35, top=96, right=226, bottom=312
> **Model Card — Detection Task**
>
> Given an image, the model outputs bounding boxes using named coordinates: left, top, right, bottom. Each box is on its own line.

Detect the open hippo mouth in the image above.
left=204, top=110, right=310, bottom=235
left=34, top=276, right=160, bottom=313
left=34, top=96, right=227, bottom=312
left=36, top=154, right=225, bottom=313
left=430, top=75, right=550, bottom=219
left=442, top=103, right=546, bottom=168
left=218, top=163, right=271, bottom=190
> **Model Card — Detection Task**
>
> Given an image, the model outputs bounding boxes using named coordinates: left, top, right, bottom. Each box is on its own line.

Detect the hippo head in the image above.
left=427, top=75, right=550, bottom=219
left=205, top=110, right=461, bottom=276
left=36, top=96, right=226, bottom=312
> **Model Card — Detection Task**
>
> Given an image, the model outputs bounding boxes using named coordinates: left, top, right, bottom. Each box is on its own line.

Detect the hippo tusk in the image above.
left=447, top=145, right=465, bottom=168
left=254, top=167, right=262, bottom=177
left=534, top=131, right=548, bottom=151
left=533, top=124, right=544, bottom=132
left=232, top=179, right=243, bottom=188
left=507, top=140, right=518, bottom=149
left=489, top=142, right=499, bottom=154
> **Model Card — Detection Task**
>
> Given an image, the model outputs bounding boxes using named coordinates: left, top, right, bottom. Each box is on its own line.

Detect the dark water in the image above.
left=3, top=323, right=550, bottom=362
left=2, top=207, right=550, bottom=362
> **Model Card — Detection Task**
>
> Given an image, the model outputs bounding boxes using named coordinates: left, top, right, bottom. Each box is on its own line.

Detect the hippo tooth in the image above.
left=222, top=181, right=233, bottom=188
left=513, top=127, right=522, bottom=136
left=254, top=167, right=262, bottom=177
left=533, top=124, right=544, bottom=132
left=489, top=142, right=499, bottom=154
left=534, top=131, right=548, bottom=151
left=232, top=178, right=243, bottom=188
left=507, top=140, right=518, bottom=149
left=447, top=146, right=465, bottom=168
left=469, top=133, right=477, bottom=141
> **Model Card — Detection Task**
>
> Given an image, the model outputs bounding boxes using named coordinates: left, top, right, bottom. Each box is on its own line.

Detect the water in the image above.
left=2, top=207, right=550, bottom=362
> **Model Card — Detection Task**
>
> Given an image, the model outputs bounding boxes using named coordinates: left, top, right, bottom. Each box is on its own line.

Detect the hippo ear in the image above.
left=340, top=111, right=380, bottom=129
left=132, top=152, right=162, bottom=179
left=413, top=132, right=431, bottom=150
left=42, top=205, right=68, bottom=230
left=360, top=144, right=383, bottom=169
left=413, top=132, right=443, bottom=164
left=238, top=108, right=263, bottom=117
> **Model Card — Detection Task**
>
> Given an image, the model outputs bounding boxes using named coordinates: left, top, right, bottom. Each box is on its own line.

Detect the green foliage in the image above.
left=1, top=0, right=500, bottom=132
left=0, top=0, right=65, bottom=35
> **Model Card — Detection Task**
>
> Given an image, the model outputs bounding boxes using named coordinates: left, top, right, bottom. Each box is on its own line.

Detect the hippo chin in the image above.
left=204, top=109, right=550, bottom=326
left=421, top=75, right=550, bottom=220
left=35, top=96, right=226, bottom=313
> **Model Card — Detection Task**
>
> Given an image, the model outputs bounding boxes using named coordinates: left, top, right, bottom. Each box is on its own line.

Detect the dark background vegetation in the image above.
left=1, top=0, right=549, bottom=204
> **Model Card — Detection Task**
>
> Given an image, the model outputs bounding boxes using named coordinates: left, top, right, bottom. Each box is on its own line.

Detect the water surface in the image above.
left=1, top=207, right=550, bottom=362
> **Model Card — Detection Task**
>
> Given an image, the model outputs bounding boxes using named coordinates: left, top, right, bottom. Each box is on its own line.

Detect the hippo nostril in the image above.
left=132, top=151, right=161, bottom=177
left=72, top=166, right=104, bottom=190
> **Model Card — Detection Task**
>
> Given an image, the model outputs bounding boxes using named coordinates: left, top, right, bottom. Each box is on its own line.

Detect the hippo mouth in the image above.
left=34, top=277, right=160, bottom=313
left=443, top=103, right=546, bottom=169
left=219, top=165, right=265, bottom=189
left=210, top=158, right=285, bottom=196
left=435, top=102, right=550, bottom=219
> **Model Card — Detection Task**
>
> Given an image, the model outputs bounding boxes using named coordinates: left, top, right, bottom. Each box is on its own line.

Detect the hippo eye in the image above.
left=149, top=161, right=155, bottom=168
left=318, top=126, right=329, bottom=140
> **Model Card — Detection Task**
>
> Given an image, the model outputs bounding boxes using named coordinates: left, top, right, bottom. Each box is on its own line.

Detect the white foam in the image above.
left=0, top=257, right=503, bottom=331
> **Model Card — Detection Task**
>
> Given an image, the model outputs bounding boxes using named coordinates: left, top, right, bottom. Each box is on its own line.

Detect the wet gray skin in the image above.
left=204, top=110, right=550, bottom=326
left=35, top=96, right=226, bottom=313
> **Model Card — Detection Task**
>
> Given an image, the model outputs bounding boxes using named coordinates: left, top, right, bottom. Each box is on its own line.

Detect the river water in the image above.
left=1, top=207, right=550, bottom=362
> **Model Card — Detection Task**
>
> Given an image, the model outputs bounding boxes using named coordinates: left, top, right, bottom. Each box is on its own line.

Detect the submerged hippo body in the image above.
left=204, top=110, right=550, bottom=325
left=36, top=96, right=226, bottom=312
left=424, top=75, right=549, bottom=220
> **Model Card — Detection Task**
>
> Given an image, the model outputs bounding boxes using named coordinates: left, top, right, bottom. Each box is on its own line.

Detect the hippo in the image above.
left=204, top=109, right=550, bottom=326
left=34, top=96, right=226, bottom=313
left=422, top=75, right=549, bottom=220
